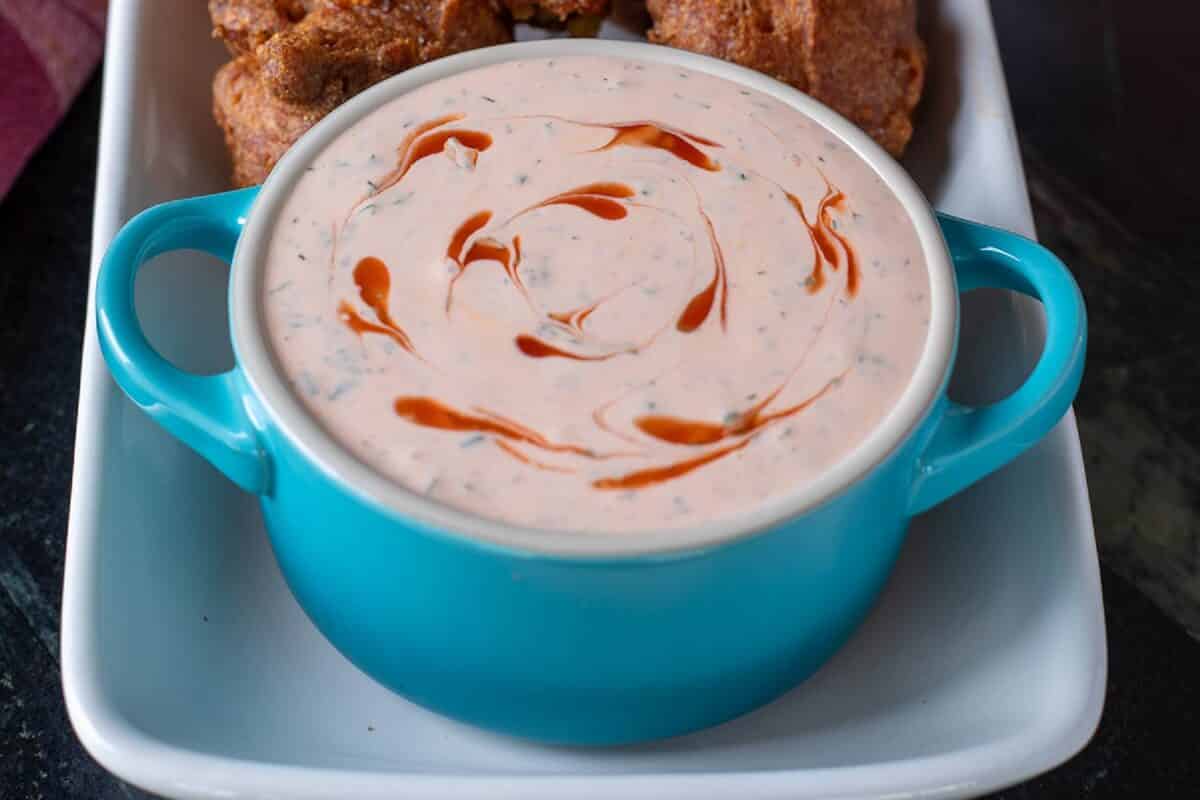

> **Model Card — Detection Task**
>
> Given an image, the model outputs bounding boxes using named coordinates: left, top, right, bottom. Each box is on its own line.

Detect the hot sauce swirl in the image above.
left=263, top=56, right=931, bottom=532
left=590, top=121, right=722, bottom=171
left=337, top=256, right=419, bottom=357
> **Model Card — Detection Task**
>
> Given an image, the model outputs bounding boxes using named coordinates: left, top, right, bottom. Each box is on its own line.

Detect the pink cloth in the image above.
left=0, top=0, right=106, bottom=199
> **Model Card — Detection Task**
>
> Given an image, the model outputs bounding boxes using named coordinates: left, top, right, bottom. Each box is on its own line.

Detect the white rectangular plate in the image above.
left=63, top=1, right=1106, bottom=798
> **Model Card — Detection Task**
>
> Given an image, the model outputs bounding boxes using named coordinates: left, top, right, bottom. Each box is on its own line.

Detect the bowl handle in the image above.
left=95, top=187, right=270, bottom=495
left=908, top=214, right=1087, bottom=515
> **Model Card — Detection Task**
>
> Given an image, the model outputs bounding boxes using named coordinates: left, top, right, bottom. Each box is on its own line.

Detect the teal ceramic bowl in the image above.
left=95, top=40, right=1086, bottom=745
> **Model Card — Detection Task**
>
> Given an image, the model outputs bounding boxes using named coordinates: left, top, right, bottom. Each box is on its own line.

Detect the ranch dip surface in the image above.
left=262, top=55, right=931, bottom=533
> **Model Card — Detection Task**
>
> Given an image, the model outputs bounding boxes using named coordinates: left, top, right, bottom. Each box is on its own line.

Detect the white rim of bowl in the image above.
left=232, top=40, right=957, bottom=558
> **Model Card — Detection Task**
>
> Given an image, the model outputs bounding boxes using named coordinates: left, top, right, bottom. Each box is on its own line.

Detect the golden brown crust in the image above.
left=257, top=0, right=513, bottom=104
left=503, top=0, right=609, bottom=23
left=212, top=55, right=327, bottom=188
left=211, top=0, right=512, bottom=186
left=648, top=1, right=809, bottom=90
left=646, top=0, right=925, bottom=156
left=209, top=0, right=315, bottom=55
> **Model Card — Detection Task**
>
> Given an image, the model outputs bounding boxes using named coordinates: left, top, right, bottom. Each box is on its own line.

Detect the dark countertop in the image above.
left=2, top=1, right=1198, bottom=796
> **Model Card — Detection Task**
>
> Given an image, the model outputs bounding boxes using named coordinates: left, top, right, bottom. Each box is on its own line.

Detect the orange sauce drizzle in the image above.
left=592, top=122, right=722, bottom=171
left=337, top=256, right=418, bottom=356
left=494, top=439, right=576, bottom=474
left=593, top=437, right=754, bottom=490
left=394, top=396, right=596, bottom=457
left=633, top=372, right=846, bottom=447
left=365, top=114, right=494, bottom=200
left=786, top=179, right=859, bottom=297
left=676, top=206, right=728, bottom=332
left=522, top=182, right=636, bottom=221
left=514, top=334, right=622, bottom=361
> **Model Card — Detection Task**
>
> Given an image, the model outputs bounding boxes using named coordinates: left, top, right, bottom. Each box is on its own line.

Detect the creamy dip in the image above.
left=262, top=56, right=931, bottom=533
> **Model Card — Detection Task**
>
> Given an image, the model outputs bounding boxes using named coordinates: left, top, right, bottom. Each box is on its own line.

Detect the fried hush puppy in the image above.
left=646, top=0, right=926, bottom=156
left=211, top=0, right=924, bottom=187
left=211, top=0, right=512, bottom=186
left=209, top=0, right=316, bottom=55
left=504, top=0, right=610, bottom=36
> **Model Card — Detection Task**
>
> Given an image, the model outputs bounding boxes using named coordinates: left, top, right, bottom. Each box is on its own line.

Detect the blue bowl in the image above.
left=95, top=41, right=1086, bottom=745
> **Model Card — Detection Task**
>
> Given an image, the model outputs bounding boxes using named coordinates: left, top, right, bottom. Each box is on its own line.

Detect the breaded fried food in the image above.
left=213, top=55, right=327, bottom=188
left=504, top=0, right=608, bottom=23
left=257, top=0, right=514, bottom=104
left=209, top=0, right=315, bottom=55
left=211, top=0, right=512, bottom=186
left=646, top=0, right=926, bottom=157
left=503, top=0, right=609, bottom=38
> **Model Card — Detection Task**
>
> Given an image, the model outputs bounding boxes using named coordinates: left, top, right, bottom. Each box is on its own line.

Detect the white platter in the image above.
left=62, top=1, right=1106, bottom=798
